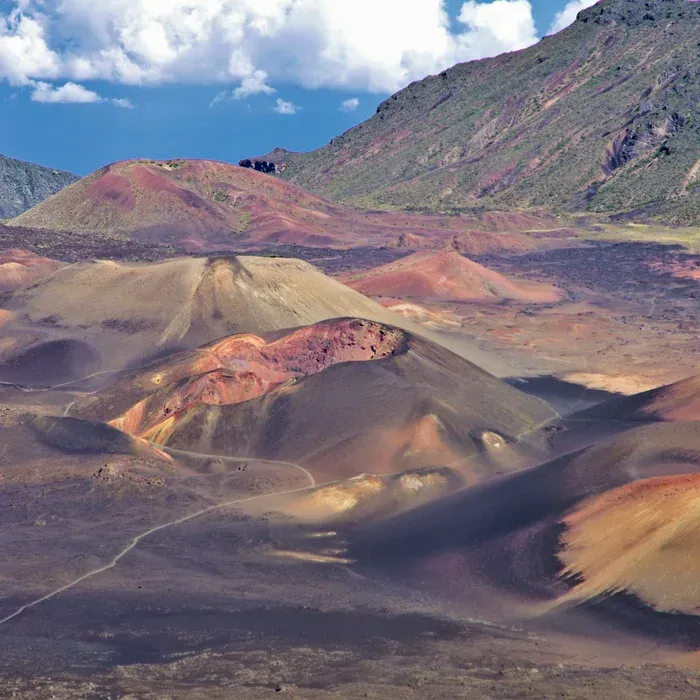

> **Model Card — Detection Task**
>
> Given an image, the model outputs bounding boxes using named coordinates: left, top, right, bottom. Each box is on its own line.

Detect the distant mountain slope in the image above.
left=263, top=0, right=700, bottom=224
left=0, top=154, right=78, bottom=218
left=9, top=158, right=562, bottom=252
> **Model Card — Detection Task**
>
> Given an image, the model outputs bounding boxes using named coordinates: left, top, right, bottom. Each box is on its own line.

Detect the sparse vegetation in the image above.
left=233, top=212, right=251, bottom=233
left=269, top=0, right=700, bottom=225
left=576, top=223, right=700, bottom=252
left=160, top=159, right=186, bottom=170
left=212, top=190, right=230, bottom=203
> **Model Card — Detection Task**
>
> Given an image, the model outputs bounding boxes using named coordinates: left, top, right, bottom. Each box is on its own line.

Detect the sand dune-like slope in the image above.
left=379, top=300, right=463, bottom=330
left=347, top=422, right=700, bottom=626
left=0, top=255, right=454, bottom=385
left=342, top=251, right=562, bottom=303
left=69, top=318, right=555, bottom=481
left=9, top=158, right=566, bottom=252
left=558, top=474, right=700, bottom=615
left=0, top=249, right=63, bottom=292
left=579, top=374, right=700, bottom=422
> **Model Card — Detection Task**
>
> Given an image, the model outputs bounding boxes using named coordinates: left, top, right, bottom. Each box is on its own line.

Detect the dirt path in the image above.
left=0, top=367, right=139, bottom=394
left=681, top=157, right=700, bottom=196
left=0, top=362, right=562, bottom=627
left=0, top=461, right=316, bottom=627
left=164, top=446, right=317, bottom=488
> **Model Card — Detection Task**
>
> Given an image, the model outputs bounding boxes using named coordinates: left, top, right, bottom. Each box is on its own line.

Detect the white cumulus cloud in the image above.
left=273, top=97, right=298, bottom=115
left=456, top=0, right=537, bottom=58
left=0, top=0, right=543, bottom=98
left=548, top=0, right=599, bottom=35
left=232, top=69, right=275, bottom=99
left=0, top=12, right=60, bottom=85
left=31, top=80, right=102, bottom=103
left=340, top=97, right=359, bottom=112
left=31, top=80, right=133, bottom=106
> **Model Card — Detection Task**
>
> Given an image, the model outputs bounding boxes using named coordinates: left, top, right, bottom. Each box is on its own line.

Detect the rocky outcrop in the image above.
left=0, top=154, right=78, bottom=218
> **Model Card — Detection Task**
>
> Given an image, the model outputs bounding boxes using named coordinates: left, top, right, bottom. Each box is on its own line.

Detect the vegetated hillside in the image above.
left=0, top=154, right=78, bottom=218
left=9, top=158, right=566, bottom=253
left=260, top=0, right=700, bottom=224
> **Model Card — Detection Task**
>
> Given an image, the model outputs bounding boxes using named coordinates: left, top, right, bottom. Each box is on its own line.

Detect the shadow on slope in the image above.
left=347, top=422, right=700, bottom=644
left=69, top=318, right=557, bottom=482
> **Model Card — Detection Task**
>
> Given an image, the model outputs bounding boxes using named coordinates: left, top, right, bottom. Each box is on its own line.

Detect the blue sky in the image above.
left=0, top=0, right=591, bottom=176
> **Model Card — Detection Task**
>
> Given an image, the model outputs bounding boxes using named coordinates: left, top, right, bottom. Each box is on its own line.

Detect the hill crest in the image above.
left=0, top=254, right=500, bottom=385
left=9, top=158, right=567, bottom=253
left=341, top=251, right=562, bottom=303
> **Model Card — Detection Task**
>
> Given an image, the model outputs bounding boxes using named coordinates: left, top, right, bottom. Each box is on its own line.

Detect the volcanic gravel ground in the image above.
left=477, top=242, right=700, bottom=324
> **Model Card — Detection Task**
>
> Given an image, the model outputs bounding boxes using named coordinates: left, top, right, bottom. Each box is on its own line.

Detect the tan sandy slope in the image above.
left=0, top=255, right=475, bottom=384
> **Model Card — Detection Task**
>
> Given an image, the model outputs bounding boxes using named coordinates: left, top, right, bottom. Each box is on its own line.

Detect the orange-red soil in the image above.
left=341, top=251, right=562, bottom=303
left=0, top=249, right=63, bottom=292
left=107, top=319, right=405, bottom=438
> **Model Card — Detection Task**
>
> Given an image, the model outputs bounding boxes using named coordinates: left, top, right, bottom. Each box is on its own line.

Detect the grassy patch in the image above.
left=212, top=190, right=230, bottom=203
left=577, top=223, right=700, bottom=252
left=234, top=212, right=251, bottom=234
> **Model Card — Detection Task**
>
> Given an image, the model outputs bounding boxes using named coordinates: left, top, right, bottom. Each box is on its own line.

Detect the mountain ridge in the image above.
left=258, top=0, right=700, bottom=224
left=0, top=154, right=78, bottom=218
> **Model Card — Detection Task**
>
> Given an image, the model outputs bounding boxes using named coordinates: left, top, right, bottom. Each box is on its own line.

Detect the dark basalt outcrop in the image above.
left=239, top=159, right=277, bottom=174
